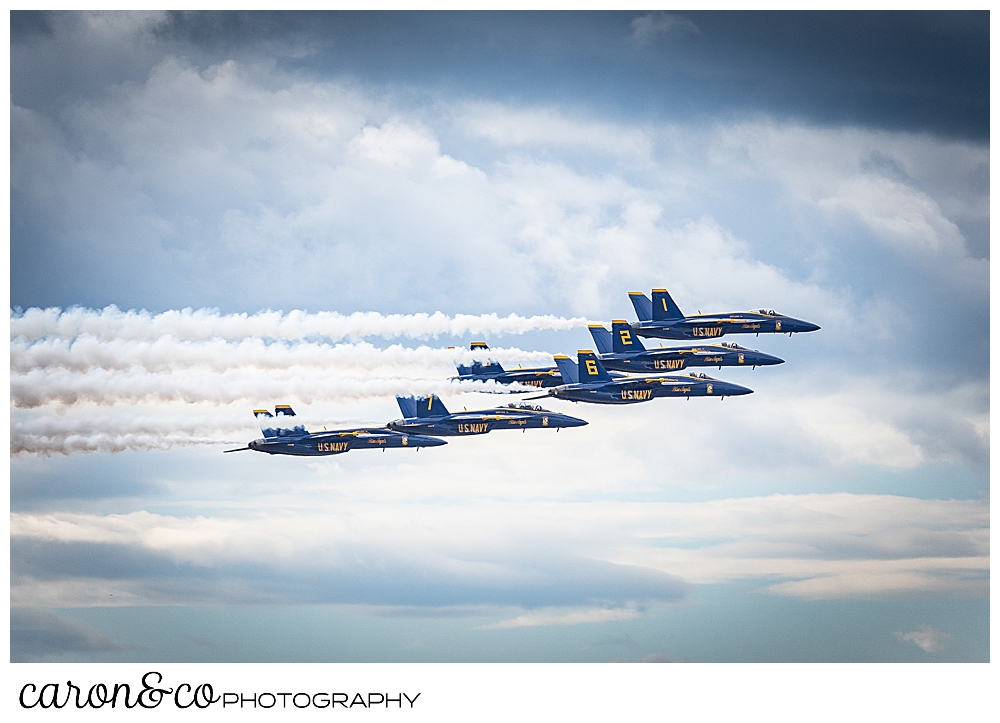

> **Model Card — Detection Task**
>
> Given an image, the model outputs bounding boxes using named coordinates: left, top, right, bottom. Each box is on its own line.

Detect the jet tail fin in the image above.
left=456, top=341, right=505, bottom=377
left=411, top=394, right=451, bottom=418
left=629, top=292, right=653, bottom=321
left=255, top=405, right=306, bottom=438
left=396, top=396, right=419, bottom=419
left=588, top=324, right=614, bottom=354
left=611, top=320, right=646, bottom=353
left=577, top=350, right=613, bottom=382
left=553, top=355, right=579, bottom=384
left=651, top=288, right=684, bottom=321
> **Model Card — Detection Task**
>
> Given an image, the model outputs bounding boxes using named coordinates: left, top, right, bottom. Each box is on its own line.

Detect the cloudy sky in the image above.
left=10, top=10, right=988, bottom=663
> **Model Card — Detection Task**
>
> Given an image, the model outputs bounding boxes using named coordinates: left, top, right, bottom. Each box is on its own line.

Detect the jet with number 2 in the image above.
left=589, top=321, right=783, bottom=372
left=526, top=351, right=753, bottom=405
left=388, top=395, right=587, bottom=436
left=224, top=405, right=447, bottom=456
left=629, top=288, right=820, bottom=341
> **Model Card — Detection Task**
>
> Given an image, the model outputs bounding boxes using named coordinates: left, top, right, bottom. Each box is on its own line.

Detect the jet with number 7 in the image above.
left=525, top=351, right=753, bottom=404
left=628, top=288, right=820, bottom=340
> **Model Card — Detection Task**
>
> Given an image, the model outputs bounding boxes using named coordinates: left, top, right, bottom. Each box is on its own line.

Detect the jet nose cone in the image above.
left=561, top=415, right=588, bottom=427
left=416, top=435, right=447, bottom=447
left=791, top=319, right=821, bottom=333
left=756, top=352, right=784, bottom=365
left=722, top=382, right=754, bottom=396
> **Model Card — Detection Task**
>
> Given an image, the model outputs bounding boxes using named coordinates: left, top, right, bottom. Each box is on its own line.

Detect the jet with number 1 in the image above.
left=588, top=321, right=783, bottom=372
left=629, top=288, right=820, bottom=341
left=526, top=351, right=753, bottom=405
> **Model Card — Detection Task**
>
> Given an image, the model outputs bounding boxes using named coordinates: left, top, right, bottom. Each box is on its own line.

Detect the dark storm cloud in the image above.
left=11, top=10, right=55, bottom=40
left=11, top=11, right=988, bottom=139
left=11, top=608, right=122, bottom=662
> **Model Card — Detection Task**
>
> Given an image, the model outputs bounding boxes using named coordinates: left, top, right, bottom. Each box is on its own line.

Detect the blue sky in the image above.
left=10, top=10, right=989, bottom=663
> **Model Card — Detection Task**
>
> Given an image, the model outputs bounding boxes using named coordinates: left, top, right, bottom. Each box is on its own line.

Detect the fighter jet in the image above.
left=526, top=351, right=753, bottom=404
left=387, top=395, right=588, bottom=436
left=588, top=321, right=784, bottom=372
left=452, top=341, right=565, bottom=388
left=628, top=288, right=820, bottom=340
left=224, top=405, right=447, bottom=455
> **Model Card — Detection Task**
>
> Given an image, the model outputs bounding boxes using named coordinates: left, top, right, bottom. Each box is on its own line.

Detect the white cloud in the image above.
left=18, top=55, right=984, bottom=322
left=895, top=625, right=954, bottom=653
left=479, top=607, right=640, bottom=629
left=10, top=493, right=987, bottom=608
left=458, top=102, right=654, bottom=159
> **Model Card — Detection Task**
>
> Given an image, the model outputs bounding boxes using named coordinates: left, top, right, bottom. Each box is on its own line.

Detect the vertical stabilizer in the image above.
left=457, top=341, right=505, bottom=377
left=651, top=288, right=685, bottom=321
left=553, top=355, right=579, bottom=384
left=588, top=325, right=614, bottom=354
left=255, top=405, right=306, bottom=438
left=396, top=396, right=419, bottom=419
left=412, top=394, right=451, bottom=418
left=577, top=350, right=613, bottom=382
left=611, top=320, right=647, bottom=354
left=628, top=292, right=653, bottom=321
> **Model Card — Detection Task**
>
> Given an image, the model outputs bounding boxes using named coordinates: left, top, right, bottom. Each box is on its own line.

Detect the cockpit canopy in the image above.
left=688, top=372, right=713, bottom=380
left=719, top=342, right=745, bottom=349
left=505, top=402, right=544, bottom=411
left=756, top=309, right=778, bottom=316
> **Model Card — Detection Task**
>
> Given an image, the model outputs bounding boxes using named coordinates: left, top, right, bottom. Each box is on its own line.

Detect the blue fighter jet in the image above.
left=224, top=405, right=447, bottom=455
left=526, top=351, right=753, bottom=404
left=387, top=395, right=588, bottom=436
left=588, top=321, right=783, bottom=372
left=452, top=341, right=565, bottom=389
left=628, top=288, right=820, bottom=340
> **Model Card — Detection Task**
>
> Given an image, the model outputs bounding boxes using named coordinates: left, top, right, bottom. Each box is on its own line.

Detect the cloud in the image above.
left=630, top=13, right=700, bottom=47
left=479, top=606, right=640, bottom=630
left=11, top=607, right=122, bottom=661
left=9, top=493, right=986, bottom=610
left=895, top=625, right=954, bottom=653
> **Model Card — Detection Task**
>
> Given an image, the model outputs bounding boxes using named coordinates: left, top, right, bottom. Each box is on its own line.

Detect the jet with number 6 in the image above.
left=525, top=351, right=753, bottom=405
left=224, top=405, right=447, bottom=456
left=628, top=288, right=820, bottom=340
left=588, top=321, right=783, bottom=372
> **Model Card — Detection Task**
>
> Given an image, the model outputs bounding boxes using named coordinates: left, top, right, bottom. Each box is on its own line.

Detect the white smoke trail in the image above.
left=11, top=367, right=520, bottom=408
left=11, top=401, right=388, bottom=455
left=12, top=432, right=238, bottom=455
left=11, top=337, right=556, bottom=374
left=11, top=306, right=590, bottom=343
left=10, top=306, right=566, bottom=453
